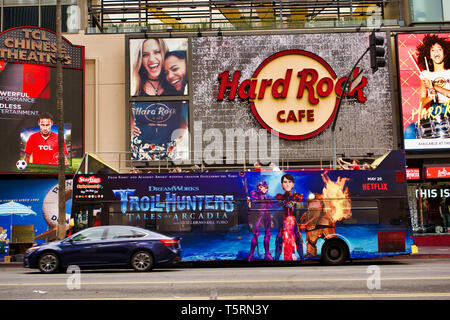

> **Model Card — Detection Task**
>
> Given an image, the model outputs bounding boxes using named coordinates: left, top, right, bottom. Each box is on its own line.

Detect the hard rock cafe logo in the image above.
left=133, top=103, right=175, bottom=124
left=217, top=50, right=368, bottom=140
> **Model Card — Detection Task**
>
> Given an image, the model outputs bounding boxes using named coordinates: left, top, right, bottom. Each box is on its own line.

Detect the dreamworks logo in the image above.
left=171, top=121, right=280, bottom=166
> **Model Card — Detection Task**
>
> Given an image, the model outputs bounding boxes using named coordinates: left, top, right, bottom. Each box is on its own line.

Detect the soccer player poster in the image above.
left=0, top=27, right=84, bottom=174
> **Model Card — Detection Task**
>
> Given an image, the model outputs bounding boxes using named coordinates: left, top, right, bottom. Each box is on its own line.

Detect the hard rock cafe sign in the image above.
left=217, top=50, right=368, bottom=140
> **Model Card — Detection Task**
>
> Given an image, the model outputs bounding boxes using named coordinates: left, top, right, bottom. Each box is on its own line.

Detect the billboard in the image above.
left=0, top=178, right=72, bottom=247
left=129, top=38, right=188, bottom=97
left=131, top=100, right=189, bottom=161
left=0, top=27, right=84, bottom=173
left=397, top=32, right=450, bottom=150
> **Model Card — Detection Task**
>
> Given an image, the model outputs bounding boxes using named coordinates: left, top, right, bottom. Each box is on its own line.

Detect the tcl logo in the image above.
left=217, top=50, right=367, bottom=140
left=38, top=145, right=53, bottom=150
left=78, top=176, right=101, bottom=184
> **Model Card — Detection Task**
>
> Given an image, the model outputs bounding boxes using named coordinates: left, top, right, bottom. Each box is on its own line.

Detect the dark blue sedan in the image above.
left=24, top=226, right=181, bottom=273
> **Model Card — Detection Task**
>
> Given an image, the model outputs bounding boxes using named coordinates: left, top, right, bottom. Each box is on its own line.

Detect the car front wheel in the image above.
left=38, top=252, right=60, bottom=274
left=131, top=251, right=154, bottom=272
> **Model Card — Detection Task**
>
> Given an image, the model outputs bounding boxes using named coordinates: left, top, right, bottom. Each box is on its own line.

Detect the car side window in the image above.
left=106, top=228, right=144, bottom=240
left=72, top=228, right=106, bottom=242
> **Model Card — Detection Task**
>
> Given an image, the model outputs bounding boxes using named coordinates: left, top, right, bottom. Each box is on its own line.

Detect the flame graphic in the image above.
left=321, top=172, right=352, bottom=223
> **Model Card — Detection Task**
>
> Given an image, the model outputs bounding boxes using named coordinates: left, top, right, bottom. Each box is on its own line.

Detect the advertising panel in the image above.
left=397, top=32, right=450, bottom=150
left=0, top=27, right=84, bottom=173
left=73, top=151, right=412, bottom=261
left=0, top=178, right=72, bottom=246
left=191, top=33, right=394, bottom=160
left=129, top=38, right=188, bottom=97
left=131, top=100, right=189, bottom=161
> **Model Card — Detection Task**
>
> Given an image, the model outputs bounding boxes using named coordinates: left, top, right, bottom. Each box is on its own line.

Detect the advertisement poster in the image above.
left=0, top=178, right=72, bottom=245
left=131, top=100, right=189, bottom=161
left=129, top=38, right=188, bottom=97
left=397, top=32, right=450, bottom=150
left=73, top=151, right=412, bottom=261
left=0, top=27, right=84, bottom=173
left=73, top=172, right=247, bottom=232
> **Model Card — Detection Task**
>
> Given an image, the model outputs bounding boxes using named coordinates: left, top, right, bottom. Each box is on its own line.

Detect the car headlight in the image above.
left=25, top=246, right=40, bottom=254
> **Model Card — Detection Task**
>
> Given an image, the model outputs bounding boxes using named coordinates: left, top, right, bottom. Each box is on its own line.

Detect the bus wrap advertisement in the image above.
left=72, top=151, right=414, bottom=263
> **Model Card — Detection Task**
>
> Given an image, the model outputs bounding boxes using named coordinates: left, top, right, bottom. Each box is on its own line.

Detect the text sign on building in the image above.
left=217, top=50, right=367, bottom=140
left=0, top=27, right=84, bottom=174
left=425, top=166, right=450, bottom=179
left=406, top=168, right=421, bottom=180
left=0, top=27, right=82, bottom=68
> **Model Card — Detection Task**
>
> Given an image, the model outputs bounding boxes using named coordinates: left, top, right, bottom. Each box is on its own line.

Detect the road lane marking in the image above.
left=21, top=292, right=450, bottom=300
left=1, top=276, right=450, bottom=287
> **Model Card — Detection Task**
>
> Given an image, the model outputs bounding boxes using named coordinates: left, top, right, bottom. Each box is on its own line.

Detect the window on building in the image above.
left=2, top=1, right=79, bottom=33
left=410, top=0, right=450, bottom=23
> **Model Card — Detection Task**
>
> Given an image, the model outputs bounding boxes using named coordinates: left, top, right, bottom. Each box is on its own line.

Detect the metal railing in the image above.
left=84, top=147, right=389, bottom=173
left=87, top=0, right=401, bottom=34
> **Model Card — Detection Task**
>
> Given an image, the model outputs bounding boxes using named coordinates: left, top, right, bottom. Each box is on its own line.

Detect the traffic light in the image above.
left=369, top=31, right=386, bottom=73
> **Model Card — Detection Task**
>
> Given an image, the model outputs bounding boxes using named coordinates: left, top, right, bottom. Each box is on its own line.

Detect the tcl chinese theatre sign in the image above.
left=217, top=49, right=367, bottom=140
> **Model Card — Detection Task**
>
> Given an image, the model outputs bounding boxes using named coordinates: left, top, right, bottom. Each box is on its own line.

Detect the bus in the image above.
left=70, top=150, right=414, bottom=265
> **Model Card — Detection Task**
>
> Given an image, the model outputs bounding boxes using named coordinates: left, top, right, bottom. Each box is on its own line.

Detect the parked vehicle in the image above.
left=24, top=226, right=181, bottom=273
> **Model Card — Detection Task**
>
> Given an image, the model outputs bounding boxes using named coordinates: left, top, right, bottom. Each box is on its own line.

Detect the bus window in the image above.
left=379, top=198, right=410, bottom=226
left=72, top=204, right=103, bottom=233
left=341, top=200, right=379, bottom=225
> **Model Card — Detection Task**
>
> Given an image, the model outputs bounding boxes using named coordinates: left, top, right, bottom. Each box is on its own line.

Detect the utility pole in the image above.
left=56, top=0, right=66, bottom=240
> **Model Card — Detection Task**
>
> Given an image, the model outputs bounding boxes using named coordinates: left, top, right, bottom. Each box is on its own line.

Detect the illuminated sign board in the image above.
left=425, top=166, right=450, bottom=179
left=397, top=32, right=450, bottom=150
left=406, top=168, right=421, bottom=180
left=0, top=27, right=84, bottom=174
left=218, top=50, right=367, bottom=140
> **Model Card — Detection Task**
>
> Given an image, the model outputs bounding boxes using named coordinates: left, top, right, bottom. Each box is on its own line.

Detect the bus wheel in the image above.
left=38, top=252, right=60, bottom=274
left=131, top=251, right=154, bottom=272
left=321, top=240, right=348, bottom=265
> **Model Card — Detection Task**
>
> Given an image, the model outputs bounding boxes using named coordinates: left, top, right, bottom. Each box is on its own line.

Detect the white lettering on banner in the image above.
left=38, top=145, right=53, bottom=151
left=415, top=188, right=450, bottom=199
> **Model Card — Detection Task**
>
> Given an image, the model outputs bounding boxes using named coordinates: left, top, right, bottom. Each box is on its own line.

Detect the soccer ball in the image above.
left=16, top=159, right=27, bottom=171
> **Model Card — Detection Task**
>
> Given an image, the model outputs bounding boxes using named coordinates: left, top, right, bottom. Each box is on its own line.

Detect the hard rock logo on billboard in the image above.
left=217, top=50, right=368, bottom=140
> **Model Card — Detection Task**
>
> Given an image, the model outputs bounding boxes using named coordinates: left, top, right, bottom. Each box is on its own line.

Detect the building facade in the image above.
left=0, top=0, right=450, bottom=260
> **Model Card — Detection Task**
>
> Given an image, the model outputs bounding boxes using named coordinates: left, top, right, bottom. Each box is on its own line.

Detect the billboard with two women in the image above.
left=128, top=37, right=189, bottom=162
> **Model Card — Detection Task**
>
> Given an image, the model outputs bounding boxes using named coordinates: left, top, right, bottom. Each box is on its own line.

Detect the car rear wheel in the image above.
left=38, top=252, right=60, bottom=274
left=131, top=251, right=154, bottom=272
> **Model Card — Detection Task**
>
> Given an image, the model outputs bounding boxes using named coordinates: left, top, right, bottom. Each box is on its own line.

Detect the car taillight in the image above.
left=160, top=239, right=179, bottom=247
